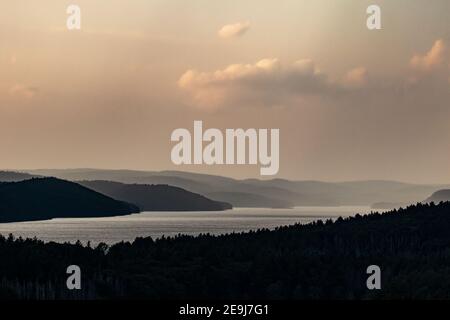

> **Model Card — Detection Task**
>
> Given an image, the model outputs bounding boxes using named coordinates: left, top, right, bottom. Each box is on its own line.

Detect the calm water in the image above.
left=0, top=206, right=374, bottom=245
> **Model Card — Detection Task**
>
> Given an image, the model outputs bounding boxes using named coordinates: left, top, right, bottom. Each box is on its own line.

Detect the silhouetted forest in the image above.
left=79, top=180, right=232, bottom=211
left=1, top=201, right=450, bottom=299
left=0, top=178, right=139, bottom=222
left=0, top=177, right=232, bottom=223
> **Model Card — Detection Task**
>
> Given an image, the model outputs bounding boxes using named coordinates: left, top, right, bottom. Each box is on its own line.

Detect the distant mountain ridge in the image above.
left=0, top=171, right=39, bottom=182
left=79, top=180, right=232, bottom=211
left=424, top=189, right=450, bottom=204
left=26, top=169, right=450, bottom=208
left=0, top=178, right=139, bottom=223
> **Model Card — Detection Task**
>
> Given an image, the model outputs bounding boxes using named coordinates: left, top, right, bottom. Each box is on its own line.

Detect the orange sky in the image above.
left=0, top=0, right=449, bottom=183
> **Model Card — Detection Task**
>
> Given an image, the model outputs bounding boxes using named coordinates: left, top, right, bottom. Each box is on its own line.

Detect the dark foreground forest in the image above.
left=1, top=202, right=450, bottom=300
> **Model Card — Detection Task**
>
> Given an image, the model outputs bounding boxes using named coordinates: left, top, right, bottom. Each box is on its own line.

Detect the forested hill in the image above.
left=1, top=201, right=450, bottom=299
left=0, top=178, right=139, bottom=222
left=79, top=180, right=232, bottom=211
left=424, top=189, right=450, bottom=203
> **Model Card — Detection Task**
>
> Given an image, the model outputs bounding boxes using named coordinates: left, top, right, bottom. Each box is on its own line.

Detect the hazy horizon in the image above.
left=2, top=167, right=450, bottom=185
left=1, top=0, right=449, bottom=183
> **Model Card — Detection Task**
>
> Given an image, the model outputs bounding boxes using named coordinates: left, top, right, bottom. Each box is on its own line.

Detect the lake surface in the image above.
left=0, top=206, right=375, bottom=245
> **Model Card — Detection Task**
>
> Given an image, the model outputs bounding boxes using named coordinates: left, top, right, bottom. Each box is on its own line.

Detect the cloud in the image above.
left=179, top=58, right=280, bottom=87
left=179, top=39, right=450, bottom=110
left=342, top=67, right=368, bottom=88
left=9, top=84, right=39, bottom=99
left=407, top=39, right=450, bottom=93
left=410, top=39, right=448, bottom=71
left=178, top=58, right=283, bottom=109
left=218, top=22, right=250, bottom=39
left=177, top=57, right=372, bottom=109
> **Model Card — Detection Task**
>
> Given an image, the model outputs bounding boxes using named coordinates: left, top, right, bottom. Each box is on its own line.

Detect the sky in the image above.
left=0, top=0, right=449, bottom=183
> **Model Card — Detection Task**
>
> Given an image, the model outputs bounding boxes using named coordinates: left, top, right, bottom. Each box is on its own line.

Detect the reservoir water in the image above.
left=0, top=206, right=375, bottom=245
